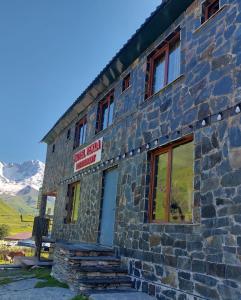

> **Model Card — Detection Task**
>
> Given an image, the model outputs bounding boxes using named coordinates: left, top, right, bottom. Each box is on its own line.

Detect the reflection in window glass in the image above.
left=153, top=56, right=165, bottom=94
left=71, top=182, right=80, bottom=223
left=101, top=102, right=109, bottom=130
left=151, top=139, right=194, bottom=223
left=170, top=142, right=193, bottom=223
left=153, top=153, right=168, bottom=221
left=168, top=41, right=180, bottom=84
left=108, top=100, right=114, bottom=126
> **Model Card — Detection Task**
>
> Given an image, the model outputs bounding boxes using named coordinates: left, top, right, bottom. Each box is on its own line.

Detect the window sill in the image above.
left=193, top=4, right=229, bottom=34
left=144, top=74, right=184, bottom=103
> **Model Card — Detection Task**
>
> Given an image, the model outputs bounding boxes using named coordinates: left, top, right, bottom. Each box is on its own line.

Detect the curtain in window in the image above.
left=153, top=56, right=165, bottom=94
left=168, top=41, right=180, bottom=84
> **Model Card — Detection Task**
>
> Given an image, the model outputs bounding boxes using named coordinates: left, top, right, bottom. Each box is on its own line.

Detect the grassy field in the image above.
left=0, top=198, right=34, bottom=235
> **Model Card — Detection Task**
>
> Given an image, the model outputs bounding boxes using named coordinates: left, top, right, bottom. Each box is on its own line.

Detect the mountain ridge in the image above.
left=0, top=160, right=45, bottom=214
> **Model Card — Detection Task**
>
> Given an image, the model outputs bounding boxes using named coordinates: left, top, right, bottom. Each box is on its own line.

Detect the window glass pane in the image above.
left=153, top=152, right=168, bottom=221
left=72, top=182, right=80, bottom=222
left=79, top=126, right=83, bottom=145
left=168, top=41, right=180, bottom=84
left=108, top=100, right=114, bottom=126
left=153, top=55, right=165, bottom=94
left=101, top=103, right=109, bottom=130
left=82, top=123, right=87, bottom=144
left=170, top=141, right=193, bottom=223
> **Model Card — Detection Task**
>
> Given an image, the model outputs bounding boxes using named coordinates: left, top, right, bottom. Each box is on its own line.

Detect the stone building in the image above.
left=40, top=0, right=241, bottom=299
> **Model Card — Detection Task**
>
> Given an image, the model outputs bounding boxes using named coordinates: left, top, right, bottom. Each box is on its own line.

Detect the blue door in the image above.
left=99, top=168, right=119, bottom=247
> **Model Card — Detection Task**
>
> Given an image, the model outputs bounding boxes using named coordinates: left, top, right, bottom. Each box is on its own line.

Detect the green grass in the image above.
left=34, top=277, right=69, bottom=289
left=0, top=198, right=34, bottom=235
left=0, top=278, right=13, bottom=285
left=32, top=268, right=68, bottom=289
left=71, top=296, right=89, bottom=300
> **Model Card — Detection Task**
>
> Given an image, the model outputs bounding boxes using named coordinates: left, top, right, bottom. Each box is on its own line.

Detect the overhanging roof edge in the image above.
left=41, top=0, right=194, bottom=144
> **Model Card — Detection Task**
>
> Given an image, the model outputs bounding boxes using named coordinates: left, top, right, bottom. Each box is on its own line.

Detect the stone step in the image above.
left=82, top=288, right=136, bottom=296
left=78, top=276, right=133, bottom=291
left=67, top=256, right=121, bottom=267
left=73, top=250, right=114, bottom=257
left=70, top=265, right=128, bottom=278
left=73, top=265, right=127, bottom=274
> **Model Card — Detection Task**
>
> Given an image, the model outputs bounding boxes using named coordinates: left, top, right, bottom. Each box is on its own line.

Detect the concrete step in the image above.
left=78, top=276, right=133, bottom=291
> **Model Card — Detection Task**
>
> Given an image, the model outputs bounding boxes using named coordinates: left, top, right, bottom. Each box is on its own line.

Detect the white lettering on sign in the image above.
left=73, top=138, right=103, bottom=172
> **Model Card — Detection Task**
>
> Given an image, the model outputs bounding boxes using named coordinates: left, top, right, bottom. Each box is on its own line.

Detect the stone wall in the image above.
left=42, top=0, right=241, bottom=298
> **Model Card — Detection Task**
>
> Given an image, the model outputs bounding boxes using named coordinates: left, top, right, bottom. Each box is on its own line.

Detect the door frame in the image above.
left=97, top=165, right=119, bottom=246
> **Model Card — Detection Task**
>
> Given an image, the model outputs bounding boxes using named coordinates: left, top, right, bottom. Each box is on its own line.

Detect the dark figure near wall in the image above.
left=170, top=202, right=185, bottom=221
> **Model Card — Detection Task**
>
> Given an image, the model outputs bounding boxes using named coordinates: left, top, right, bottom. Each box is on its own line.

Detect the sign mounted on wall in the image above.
left=73, top=137, right=103, bottom=172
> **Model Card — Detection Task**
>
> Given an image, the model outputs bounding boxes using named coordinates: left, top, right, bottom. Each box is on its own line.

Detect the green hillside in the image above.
left=0, top=198, right=34, bottom=235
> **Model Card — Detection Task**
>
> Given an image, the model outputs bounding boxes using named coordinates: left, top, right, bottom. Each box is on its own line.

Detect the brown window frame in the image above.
left=145, top=30, right=180, bottom=99
left=96, top=90, right=114, bottom=133
left=148, top=135, right=193, bottom=223
left=122, top=73, right=131, bottom=92
left=201, top=0, right=220, bottom=23
left=73, top=116, right=87, bottom=149
left=66, top=181, right=80, bottom=224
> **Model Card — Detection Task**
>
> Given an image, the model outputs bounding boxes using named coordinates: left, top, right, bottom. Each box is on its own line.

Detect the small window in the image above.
left=66, top=181, right=80, bottom=223
left=74, top=117, right=87, bottom=149
left=149, top=136, right=194, bottom=223
left=201, top=0, right=219, bottom=23
left=145, top=31, right=180, bottom=99
left=96, top=90, right=114, bottom=133
left=52, top=144, right=55, bottom=153
left=122, top=73, right=130, bottom=92
left=67, top=128, right=71, bottom=140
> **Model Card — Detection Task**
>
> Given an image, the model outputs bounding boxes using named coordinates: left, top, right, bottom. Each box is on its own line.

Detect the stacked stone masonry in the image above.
left=42, top=0, right=241, bottom=299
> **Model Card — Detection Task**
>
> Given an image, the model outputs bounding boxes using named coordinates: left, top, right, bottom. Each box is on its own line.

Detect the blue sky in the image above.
left=0, top=0, right=160, bottom=163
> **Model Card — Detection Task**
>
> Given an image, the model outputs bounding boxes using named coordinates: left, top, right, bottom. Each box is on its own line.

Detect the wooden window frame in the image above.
left=73, top=116, right=87, bottom=149
left=201, top=0, right=220, bottom=23
left=148, top=135, right=193, bottom=223
left=145, top=31, right=180, bottom=99
left=66, top=181, right=80, bottom=224
left=122, top=73, right=131, bottom=92
left=96, top=90, right=114, bottom=133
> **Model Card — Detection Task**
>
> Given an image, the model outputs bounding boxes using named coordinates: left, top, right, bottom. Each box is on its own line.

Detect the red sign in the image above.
left=74, top=138, right=103, bottom=172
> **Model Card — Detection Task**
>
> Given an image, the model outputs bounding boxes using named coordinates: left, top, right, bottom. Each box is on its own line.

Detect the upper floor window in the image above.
left=122, top=73, right=131, bottom=92
left=67, top=128, right=71, bottom=140
left=201, top=0, right=219, bottom=23
left=74, top=116, right=87, bottom=149
left=96, top=90, right=114, bottom=133
left=52, top=144, right=55, bottom=153
left=149, top=136, right=194, bottom=223
left=66, top=181, right=80, bottom=223
left=145, top=31, right=180, bottom=99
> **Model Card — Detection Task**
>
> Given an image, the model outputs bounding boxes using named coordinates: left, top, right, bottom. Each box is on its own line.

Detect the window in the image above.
left=74, top=116, right=87, bottom=149
left=201, top=0, right=219, bottom=23
left=122, top=73, right=130, bottom=92
left=149, top=136, right=194, bottom=223
left=67, top=128, right=71, bottom=140
left=96, top=90, right=114, bottom=133
left=145, top=31, right=180, bottom=99
left=66, top=181, right=80, bottom=223
left=52, top=144, right=55, bottom=153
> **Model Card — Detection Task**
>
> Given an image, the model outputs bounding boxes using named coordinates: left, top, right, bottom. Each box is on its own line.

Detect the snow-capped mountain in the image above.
left=0, top=160, right=45, bottom=196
